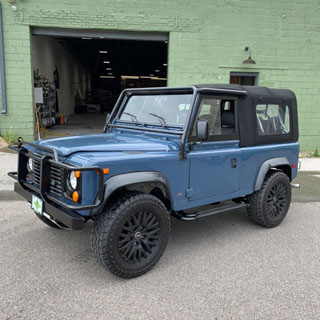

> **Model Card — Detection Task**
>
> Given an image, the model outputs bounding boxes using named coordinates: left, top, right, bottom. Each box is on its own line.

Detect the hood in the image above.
left=33, top=132, right=180, bottom=157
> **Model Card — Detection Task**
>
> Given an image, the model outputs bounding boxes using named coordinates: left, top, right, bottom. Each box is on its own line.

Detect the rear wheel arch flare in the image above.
left=254, top=157, right=291, bottom=191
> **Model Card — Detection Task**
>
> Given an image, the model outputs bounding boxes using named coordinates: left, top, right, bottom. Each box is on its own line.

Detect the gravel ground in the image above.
left=0, top=152, right=319, bottom=320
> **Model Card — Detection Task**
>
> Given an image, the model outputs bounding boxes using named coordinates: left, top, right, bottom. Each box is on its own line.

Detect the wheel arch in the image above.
left=91, top=171, right=173, bottom=215
left=254, top=157, right=291, bottom=191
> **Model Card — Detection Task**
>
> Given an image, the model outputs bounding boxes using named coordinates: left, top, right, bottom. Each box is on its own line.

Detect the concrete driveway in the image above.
left=0, top=152, right=319, bottom=320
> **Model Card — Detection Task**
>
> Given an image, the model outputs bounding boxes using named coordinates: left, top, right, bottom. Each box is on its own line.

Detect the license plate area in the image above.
left=32, top=195, right=43, bottom=215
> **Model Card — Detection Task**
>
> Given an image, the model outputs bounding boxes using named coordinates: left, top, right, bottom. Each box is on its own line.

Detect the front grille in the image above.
left=32, top=157, right=41, bottom=186
left=28, top=155, right=65, bottom=197
left=49, top=164, right=64, bottom=197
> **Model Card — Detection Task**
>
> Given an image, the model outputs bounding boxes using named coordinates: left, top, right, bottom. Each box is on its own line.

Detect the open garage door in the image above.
left=31, top=28, right=168, bottom=42
left=31, top=28, right=168, bottom=138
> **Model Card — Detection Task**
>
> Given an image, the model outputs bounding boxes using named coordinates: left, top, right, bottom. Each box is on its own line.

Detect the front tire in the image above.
left=91, top=193, right=170, bottom=278
left=247, top=171, right=291, bottom=228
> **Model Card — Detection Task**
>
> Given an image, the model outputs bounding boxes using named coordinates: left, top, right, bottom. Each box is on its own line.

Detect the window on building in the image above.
left=230, top=72, right=258, bottom=86
left=256, top=104, right=290, bottom=136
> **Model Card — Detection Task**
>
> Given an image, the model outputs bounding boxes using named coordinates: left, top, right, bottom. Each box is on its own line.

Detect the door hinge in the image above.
left=186, top=188, right=193, bottom=199
left=231, top=158, right=237, bottom=168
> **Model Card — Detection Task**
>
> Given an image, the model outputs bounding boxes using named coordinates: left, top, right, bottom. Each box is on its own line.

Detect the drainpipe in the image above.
left=0, top=2, right=7, bottom=114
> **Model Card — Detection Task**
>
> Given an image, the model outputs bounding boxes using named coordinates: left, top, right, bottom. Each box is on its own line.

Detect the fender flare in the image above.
left=254, top=157, right=290, bottom=191
left=91, top=171, right=173, bottom=215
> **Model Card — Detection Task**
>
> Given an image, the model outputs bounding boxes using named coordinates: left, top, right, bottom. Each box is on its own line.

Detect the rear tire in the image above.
left=247, top=171, right=291, bottom=228
left=91, top=193, right=170, bottom=278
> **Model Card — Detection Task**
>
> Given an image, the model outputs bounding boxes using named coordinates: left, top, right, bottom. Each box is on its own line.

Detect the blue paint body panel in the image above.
left=22, top=84, right=300, bottom=218
left=34, top=131, right=180, bottom=156
left=28, top=125, right=299, bottom=217
left=189, top=140, right=241, bottom=200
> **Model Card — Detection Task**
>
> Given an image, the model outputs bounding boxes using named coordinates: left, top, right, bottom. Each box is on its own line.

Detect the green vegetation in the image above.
left=1, top=130, right=19, bottom=144
left=314, top=147, right=320, bottom=158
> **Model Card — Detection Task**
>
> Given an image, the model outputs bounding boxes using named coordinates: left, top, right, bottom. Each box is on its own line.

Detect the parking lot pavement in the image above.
left=299, top=157, right=320, bottom=171
left=1, top=151, right=320, bottom=319
left=0, top=152, right=17, bottom=191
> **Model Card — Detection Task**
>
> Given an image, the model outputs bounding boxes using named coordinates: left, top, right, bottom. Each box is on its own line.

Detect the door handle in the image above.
left=231, top=158, right=237, bottom=168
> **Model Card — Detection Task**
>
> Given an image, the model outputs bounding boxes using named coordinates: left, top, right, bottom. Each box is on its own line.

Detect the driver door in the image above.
left=188, top=95, right=241, bottom=202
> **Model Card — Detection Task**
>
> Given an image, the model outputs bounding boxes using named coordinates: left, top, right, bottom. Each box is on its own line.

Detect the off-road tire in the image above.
left=247, top=171, right=291, bottom=228
left=91, top=193, right=170, bottom=278
left=36, top=214, right=62, bottom=229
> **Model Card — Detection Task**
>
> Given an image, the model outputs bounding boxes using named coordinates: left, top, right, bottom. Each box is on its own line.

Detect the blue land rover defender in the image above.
left=9, top=84, right=299, bottom=278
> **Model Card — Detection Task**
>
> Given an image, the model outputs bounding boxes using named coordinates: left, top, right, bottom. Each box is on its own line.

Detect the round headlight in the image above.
left=68, top=171, right=78, bottom=190
left=27, top=158, right=33, bottom=172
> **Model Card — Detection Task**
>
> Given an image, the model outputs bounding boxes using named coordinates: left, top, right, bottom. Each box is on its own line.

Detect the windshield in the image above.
left=118, top=94, right=192, bottom=128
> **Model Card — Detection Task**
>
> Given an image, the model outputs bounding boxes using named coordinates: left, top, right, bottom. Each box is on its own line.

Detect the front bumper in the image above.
left=14, top=182, right=85, bottom=230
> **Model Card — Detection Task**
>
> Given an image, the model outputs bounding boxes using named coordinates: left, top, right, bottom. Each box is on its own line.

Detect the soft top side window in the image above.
left=256, top=104, right=290, bottom=136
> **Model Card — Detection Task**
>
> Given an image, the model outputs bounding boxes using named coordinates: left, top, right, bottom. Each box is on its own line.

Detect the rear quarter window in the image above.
left=256, top=104, right=290, bottom=136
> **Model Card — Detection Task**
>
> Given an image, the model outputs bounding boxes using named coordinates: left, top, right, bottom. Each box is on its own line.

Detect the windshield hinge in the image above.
left=179, top=150, right=187, bottom=160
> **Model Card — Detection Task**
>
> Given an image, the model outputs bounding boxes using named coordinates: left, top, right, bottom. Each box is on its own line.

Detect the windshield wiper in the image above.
left=123, top=112, right=139, bottom=124
left=148, top=113, right=167, bottom=125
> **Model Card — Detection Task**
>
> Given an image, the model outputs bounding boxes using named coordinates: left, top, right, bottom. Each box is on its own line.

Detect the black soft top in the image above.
left=194, top=84, right=296, bottom=100
left=194, top=84, right=298, bottom=147
left=108, top=84, right=298, bottom=148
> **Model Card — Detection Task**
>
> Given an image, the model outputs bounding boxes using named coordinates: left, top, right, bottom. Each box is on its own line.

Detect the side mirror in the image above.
left=196, top=120, right=209, bottom=141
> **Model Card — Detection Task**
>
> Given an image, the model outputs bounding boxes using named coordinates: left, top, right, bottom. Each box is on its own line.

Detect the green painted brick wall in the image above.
left=0, top=0, right=320, bottom=151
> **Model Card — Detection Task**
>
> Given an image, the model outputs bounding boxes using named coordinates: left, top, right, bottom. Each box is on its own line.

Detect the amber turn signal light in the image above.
left=72, top=191, right=79, bottom=203
left=97, top=168, right=110, bottom=175
left=75, top=171, right=81, bottom=178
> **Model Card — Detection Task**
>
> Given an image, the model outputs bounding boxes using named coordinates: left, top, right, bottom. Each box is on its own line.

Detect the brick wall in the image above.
left=0, top=0, right=320, bottom=150
left=0, top=2, right=33, bottom=141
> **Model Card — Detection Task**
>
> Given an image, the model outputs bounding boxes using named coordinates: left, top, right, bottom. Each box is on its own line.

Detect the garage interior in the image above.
left=31, top=30, right=168, bottom=137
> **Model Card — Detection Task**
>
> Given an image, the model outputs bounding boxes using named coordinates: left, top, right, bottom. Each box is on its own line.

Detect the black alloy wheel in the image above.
left=247, top=171, right=291, bottom=228
left=118, top=211, right=160, bottom=264
left=91, top=193, right=170, bottom=278
left=265, top=181, right=288, bottom=220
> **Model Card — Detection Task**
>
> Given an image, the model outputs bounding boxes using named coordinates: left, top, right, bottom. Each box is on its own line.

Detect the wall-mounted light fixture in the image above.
left=8, top=0, right=17, bottom=12
left=242, top=46, right=256, bottom=64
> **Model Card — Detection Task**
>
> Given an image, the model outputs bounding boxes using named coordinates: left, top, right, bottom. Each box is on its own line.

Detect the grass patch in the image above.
left=1, top=130, right=19, bottom=144
left=314, top=147, right=320, bottom=158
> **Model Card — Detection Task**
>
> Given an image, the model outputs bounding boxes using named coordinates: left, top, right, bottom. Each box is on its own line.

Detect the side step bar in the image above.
left=172, top=203, right=248, bottom=221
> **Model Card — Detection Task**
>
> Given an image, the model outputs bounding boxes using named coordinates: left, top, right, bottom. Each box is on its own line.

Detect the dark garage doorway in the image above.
left=30, top=29, right=168, bottom=138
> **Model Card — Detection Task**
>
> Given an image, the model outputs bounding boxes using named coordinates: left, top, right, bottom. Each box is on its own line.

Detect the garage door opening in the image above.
left=31, top=30, right=168, bottom=138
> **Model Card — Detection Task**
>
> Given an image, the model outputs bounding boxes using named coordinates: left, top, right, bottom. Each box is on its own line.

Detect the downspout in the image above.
left=0, top=2, right=7, bottom=114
